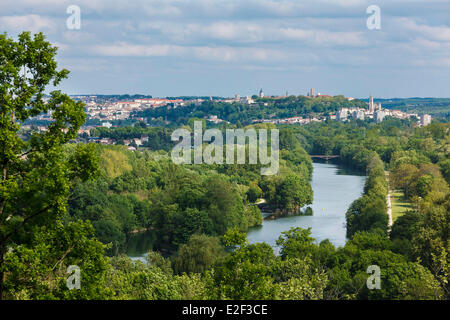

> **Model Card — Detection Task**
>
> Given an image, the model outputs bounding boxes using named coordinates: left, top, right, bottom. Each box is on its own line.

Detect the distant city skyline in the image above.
left=1, top=0, right=449, bottom=98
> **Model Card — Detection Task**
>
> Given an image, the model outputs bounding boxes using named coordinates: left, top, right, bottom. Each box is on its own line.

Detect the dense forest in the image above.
left=69, top=125, right=314, bottom=255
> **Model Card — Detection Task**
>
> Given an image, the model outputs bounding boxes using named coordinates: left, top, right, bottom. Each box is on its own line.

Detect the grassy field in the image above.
left=391, top=191, right=413, bottom=221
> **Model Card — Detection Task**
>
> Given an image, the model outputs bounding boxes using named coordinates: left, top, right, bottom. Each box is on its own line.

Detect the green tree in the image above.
left=273, top=257, right=328, bottom=300
left=3, top=220, right=111, bottom=299
left=173, top=234, right=225, bottom=275
left=279, top=174, right=313, bottom=213
left=0, top=32, right=99, bottom=299
left=246, top=181, right=262, bottom=203
left=205, top=175, right=245, bottom=234
left=438, top=159, right=450, bottom=184
left=222, top=227, right=247, bottom=248
left=211, top=242, right=277, bottom=299
left=276, top=227, right=316, bottom=260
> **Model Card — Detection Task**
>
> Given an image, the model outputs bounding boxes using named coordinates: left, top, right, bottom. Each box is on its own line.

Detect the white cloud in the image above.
left=185, top=22, right=264, bottom=42
left=411, top=57, right=450, bottom=68
left=92, top=43, right=183, bottom=57
left=134, top=20, right=368, bottom=47
left=192, top=46, right=282, bottom=62
left=91, top=42, right=284, bottom=62
left=398, top=18, right=450, bottom=42
left=278, top=28, right=367, bottom=46
left=0, top=14, right=55, bottom=33
left=1, top=0, right=448, bottom=95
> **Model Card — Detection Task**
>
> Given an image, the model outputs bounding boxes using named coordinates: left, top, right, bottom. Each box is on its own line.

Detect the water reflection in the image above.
left=126, top=230, right=157, bottom=262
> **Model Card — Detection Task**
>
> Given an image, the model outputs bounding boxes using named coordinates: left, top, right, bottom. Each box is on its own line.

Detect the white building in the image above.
left=337, top=109, right=348, bottom=121
left=133, top=138, right=143, bottom=147
left=243, top=96, right=254, bottom=104
left=352, top=110, right=365, bottom=120
left=374, top=110, right=386, bottom=123
left=420, top=114, right=432, bottom=126
left=116, top=101, right=141, bottom=109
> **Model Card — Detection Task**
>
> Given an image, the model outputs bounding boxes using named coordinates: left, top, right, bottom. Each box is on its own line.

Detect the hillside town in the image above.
left=333, top=94, right=431, bottom=126
left=23, top=90, right=432, bottom=148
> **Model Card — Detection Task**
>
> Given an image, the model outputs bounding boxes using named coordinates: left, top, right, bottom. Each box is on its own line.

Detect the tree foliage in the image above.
left=0, top=32, right=101, bottom=299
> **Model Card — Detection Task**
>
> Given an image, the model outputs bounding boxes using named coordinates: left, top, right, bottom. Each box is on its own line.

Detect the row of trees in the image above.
left=390, top=158, right=448, bottom=201
left=388, top=148, right=449, bottom=296
left=345, top=154, right=389, bottom=238
left=283, top=119, right=449, bottom=298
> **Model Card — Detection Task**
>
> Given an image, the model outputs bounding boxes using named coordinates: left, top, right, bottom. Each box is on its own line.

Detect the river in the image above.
left=247, top=161, right=366, bottom=252
left=127, top=161, right=366, bottom=261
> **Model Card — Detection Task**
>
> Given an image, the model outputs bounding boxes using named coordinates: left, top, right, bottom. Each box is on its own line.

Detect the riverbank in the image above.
left=258, top=203, right=312, bottom=220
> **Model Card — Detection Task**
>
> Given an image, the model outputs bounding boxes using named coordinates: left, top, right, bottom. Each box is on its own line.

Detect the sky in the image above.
left=1, top=0, right=450, bottom=98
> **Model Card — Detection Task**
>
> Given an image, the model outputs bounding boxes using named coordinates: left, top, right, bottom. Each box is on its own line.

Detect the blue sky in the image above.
left=1, top=0, right=450, bottom=98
